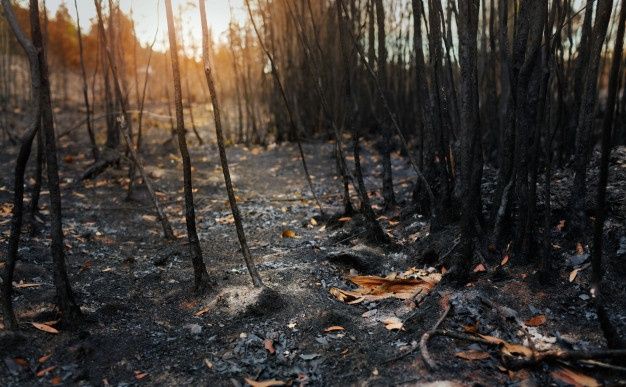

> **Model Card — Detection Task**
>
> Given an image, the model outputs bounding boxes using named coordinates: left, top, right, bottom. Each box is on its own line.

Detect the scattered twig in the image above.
left=420, top=297, right=452, bottom=370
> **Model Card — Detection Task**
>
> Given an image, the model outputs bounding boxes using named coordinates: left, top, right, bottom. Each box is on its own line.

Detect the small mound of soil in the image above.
left=199, top=286, right=286, bottom=318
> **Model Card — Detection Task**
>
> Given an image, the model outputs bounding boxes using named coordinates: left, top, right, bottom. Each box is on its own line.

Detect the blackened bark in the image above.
left=373, top=0, right=396, bottom=208
left=456, top=0, right=482, bottom=281
left=569, top=0, right=614, bottom=239
left=165, top=0, right=211, bottom=292
left=591, top=0, right=625, bottom=349
left=199, top=0, right=264, bottom=287
left=1, top=0, right=43, bottom=329
left=31, top=0, right=83, bottom=327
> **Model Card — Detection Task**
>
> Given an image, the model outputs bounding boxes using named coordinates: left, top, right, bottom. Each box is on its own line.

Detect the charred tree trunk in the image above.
left=199, top=0, right=263, bottom=287
left=591, top=0, right=625, bottom=349
left=455, top=0, right=482, bottom=282
left=32, top=0, right=83, bottom=327
left=1, top=0, right=43, bottom=330
left=165, top=0, right=211, bottom=292
left=569, top=0, right=614, bottom=240
left=337, top=0, right=388, bottom=243
left=373, top=0, right=396, bottom=208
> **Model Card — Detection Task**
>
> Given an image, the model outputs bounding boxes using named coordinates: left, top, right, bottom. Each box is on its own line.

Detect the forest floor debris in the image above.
left=1, top=123, right=626, bottom=385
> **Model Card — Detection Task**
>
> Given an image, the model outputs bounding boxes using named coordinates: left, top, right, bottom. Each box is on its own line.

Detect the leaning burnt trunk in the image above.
left=165, top=0, right=211, bottom=292
left=199, top=0, right=264, bottom=287
left=31, top=0, right=83, bottom=327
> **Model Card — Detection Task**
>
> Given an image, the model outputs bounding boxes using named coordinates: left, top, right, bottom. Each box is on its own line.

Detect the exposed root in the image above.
left=420, top=296, right=452, bottom=370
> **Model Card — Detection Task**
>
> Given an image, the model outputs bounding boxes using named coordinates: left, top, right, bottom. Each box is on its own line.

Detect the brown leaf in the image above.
left=524, top=315, right=547, bottom=327
left=463, top=322, right=479, bottom=333
left=134, top=370, right=149, bottom=380
left=330, top=274, right=438, bottom=304
left=38, top=353, right=52, bottom=364
left=455, top=350, right=491, bottom=361
left=63, top=155, right=74, bottom=163
left=32, top=322, right=59, bottom=334
left=575, top=242, right=585, bottom=255
left=50, top=376, right=62, bottom=385
left=13, top=357, right=29, bottom=367
left=551, top=367, right=600, bottom=387
left=264, top=339, right=276, bottom=354
left=78, top=260, right=93, bottom=274
left=473, top=263, right=487, bottom=272
left=502, top=342, right=533, bottom=358
left=500, top=255, right=510, bottom=266
left=323, top=326, right=345, bottom=333
left=569, top=268, right=580, bottom=282
left=13, top=282, right=42, bottom=288
left=383, top=317, right=404, bottom=331
left=36, top=366, right=56, bottom=377
left=244, top=378, right=286, bottom=387
left=556, top=219, right=566, bottom=231
left=141, top=214, right=157, bottom=222
left=338, top=216, right=352, bottom=222
left=195, top=305, right=211, bottom=317
left=281, top=229, right=296, bottom=238
left=477, top=334, right=505, bottom=345
left=215, top=214, right=235, bottom=225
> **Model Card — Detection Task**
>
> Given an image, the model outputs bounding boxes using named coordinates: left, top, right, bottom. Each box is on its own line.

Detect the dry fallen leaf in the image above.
left=78, top=260, right=93, bottom=274
left=500, top=255, right=510, bottom=266
left=38, top=353, right=52, bottom=364
left=502, top=342, right=534, bottom=358
left=244, top=378, right=286, bottom=387
left=323, top=326, right=345, bottom=333
left=264, top=339, right=276, bottom=354
left=134, top=370, right=149, bottom=380
left=383, top=317, right=404, bottom=331
left=13, top=282, right=42, bottom=289
left=330, top=274, right=438, bottom=304
left=36, top=366, right=56, bottom=377
left=50, top=375, right=62, bottom=385
left=473, top=263, right=487, bottom=272
left=32, top=322, right=59, bottom=334
left=142, top=214, right=157, bottom=222
left=477, top=334, right=505, bottom=345
left=463, top=322, right=479, bottom=333
left=575, top=242, right=585, bottom=255
left=338, top=216, right=352, bottom=222
left=13, top=357, right=29, bottom=367
left=524, top=315, right=547, bottom=327
left=455, top=350, right=490, bottom=361
left=281, top=229, right=296, bottom=238
left=215, top=214, right=235, bottom=225
left=569, top=268, right=581, bottom=282
left=551, top=367, right=600, bottom=387
left=204, top=358, right=213, bottom=369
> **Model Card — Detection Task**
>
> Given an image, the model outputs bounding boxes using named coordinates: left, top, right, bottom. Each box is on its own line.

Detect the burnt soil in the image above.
left=1, top=112, right=625, bottom=386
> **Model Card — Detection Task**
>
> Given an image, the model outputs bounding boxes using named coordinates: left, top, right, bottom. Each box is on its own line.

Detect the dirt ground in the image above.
left=1, top=112, right=625, bottom=386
